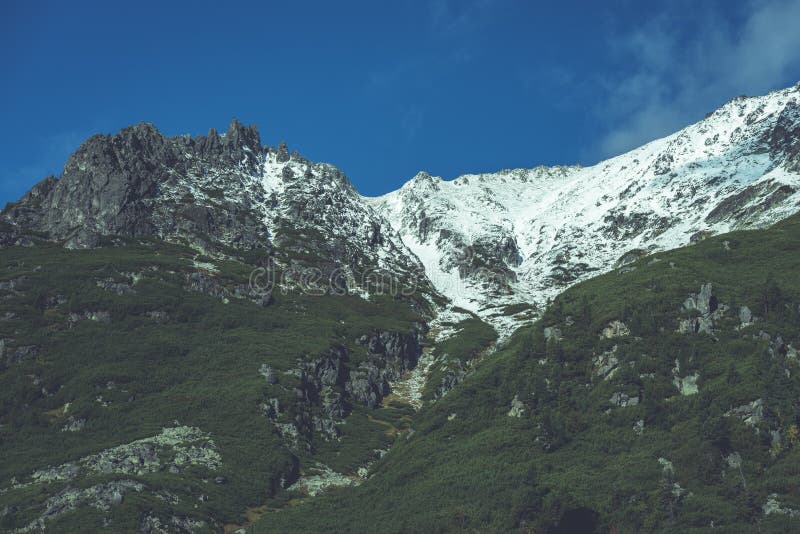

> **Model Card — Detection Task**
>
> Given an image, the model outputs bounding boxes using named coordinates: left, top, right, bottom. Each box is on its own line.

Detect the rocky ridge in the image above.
left=2, top=120, right=425, bottom=298
left=4, top=84, right=800, bottom=340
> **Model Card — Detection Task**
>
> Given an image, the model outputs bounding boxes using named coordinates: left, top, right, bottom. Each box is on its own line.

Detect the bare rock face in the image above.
left=2, top=120, right=428, bottom=303
left=3, top=120, right=267, bottom=250
left=678, top=283, right=728, bottom=335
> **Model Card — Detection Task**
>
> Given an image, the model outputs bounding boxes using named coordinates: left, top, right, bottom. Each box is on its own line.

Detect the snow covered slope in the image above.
left=367, top=83, right=800, bottom=337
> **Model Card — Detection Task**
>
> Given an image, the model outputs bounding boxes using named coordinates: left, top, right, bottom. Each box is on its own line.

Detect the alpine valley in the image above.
left=1, top=83, right=799, bottom=533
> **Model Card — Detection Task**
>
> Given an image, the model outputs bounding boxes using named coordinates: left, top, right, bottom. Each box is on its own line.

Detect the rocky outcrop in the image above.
left=507, top=395, right=525, bottom=417
left=345, top=361, right=391, bottom=410
left=16, top=480, right=145, bottom=532
left=609, top=391, right=639, bottom=407
left=68, top=310, right=111, bottom=324
left=2, top=120, right=267, bottom=250
left=185, top=271, right=272, bottom=306
left=264, top=328, right=425, bottom=447
left=96, top=277, right=135, bottom=295
left=601, top=320, right=630, bottom=339
left=543, top=326, right=563, bottom=342
left=726, top=398, right=765, bottom=427
left=593, top=345, right=619, bottom=380
left=434, top=359, right=467, bottom=399
left=357, top=328, right=424, bottom=374
left=739, top=305, right=754, bottom=328
left=677, top=283, right=728, bottom=335
left=1, top=427, right=221, bottom=531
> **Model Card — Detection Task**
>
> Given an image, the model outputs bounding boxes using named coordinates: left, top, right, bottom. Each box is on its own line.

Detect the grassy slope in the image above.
left=256, top=213, right=800, bottom=533
left=0, top=238, right=423, bottom=532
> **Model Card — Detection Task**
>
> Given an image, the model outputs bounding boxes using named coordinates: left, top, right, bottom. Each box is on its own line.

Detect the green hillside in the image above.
left=255, top=213, right=800, bottom=533
left=0, top=233, right=427, bottom=532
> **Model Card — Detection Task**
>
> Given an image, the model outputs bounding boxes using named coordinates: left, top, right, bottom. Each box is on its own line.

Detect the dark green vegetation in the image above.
left=256, top=214, right=800, bottom=533
left=0, top=235, right=425, bottom=532
left=422, top=318, right=497, bottom=402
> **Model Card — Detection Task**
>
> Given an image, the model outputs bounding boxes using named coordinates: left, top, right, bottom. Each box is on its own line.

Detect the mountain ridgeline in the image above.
left=0, top=83, right=799, bottom=532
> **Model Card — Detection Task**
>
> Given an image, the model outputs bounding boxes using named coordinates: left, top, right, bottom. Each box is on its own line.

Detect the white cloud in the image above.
left=594, top=0, right=800, bottom=159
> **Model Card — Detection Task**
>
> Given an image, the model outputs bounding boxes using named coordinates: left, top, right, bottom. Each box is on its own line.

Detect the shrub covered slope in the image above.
left=257, top=213, right=800, bottom=533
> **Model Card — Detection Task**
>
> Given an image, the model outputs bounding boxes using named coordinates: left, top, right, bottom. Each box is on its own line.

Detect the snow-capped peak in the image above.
left=368, top=83, right=800, bottom=338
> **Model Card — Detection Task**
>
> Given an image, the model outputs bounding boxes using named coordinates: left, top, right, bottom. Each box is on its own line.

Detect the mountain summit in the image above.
left=369, top=82, right=800, bottom=336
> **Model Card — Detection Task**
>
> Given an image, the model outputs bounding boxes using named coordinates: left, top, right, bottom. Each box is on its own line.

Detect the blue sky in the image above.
left=2, top=0, right=800, bottom=202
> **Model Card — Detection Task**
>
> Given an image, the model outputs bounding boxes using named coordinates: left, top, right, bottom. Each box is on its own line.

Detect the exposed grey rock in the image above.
left=140, top=512, right=169, bottom=534
left=259, top=363, right=277, bottom=384
left=64, top=228, right=101, bottom=250
left=658, top=457, right=674, bottom=476
left=96, top=278, right=135, bottom=295
left=68, top=310, right=111, bottom=324
left=609, top=392, right=639, bottom=407
left=346, top=360, right=389, bottom=409
left=593, top=345, right=619, bottom=380
left=615, top=248, right=648, bottom=267
left=268, top=332, right=421, bottom=448
left=725, top=452, right=742, bottom=469
left=61, top=416, right=86, bottom=432
left=275, top=141, right=290, bottom=163
left=739, top=305, right=753, bottom=326
left=171, top=515, right=207, bottom=531
left=683, top=283, right=717, bottom=315
left=0, top=276, right=26, bottom=291
left=689, top=230, right=713, bottom=243
left=726, top=398, right=765, bottom=427
left=39, top=294, right=67, bottom=310
left=678, top=283, right=727, bottom=335
left=185, top=271, right=273, bottom=306
left=673, top=372, right=700, bottom=395
left=507, top=395, right=525, bottom=417
left=763, top=494, right=800, bottom=518
left=435, top=359, right=467, bottom=399
left=543, top=326, right=562, bottom=342
left=357, top=329, right=423, bottom=372
left=677, top=316, right=714, bottom=335
left=602, top=320, right=630, bottom=338
left=261, top=398, right=281, bottom=420
left=3, top=120, right=269, bottom=251
left=16, top=480, right=145, bottom=532
left=633, top=419, right=645, bottom=435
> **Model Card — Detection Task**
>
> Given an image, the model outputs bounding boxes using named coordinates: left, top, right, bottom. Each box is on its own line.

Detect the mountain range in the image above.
left=0, top=82, right=799, bottom=532
left=5, top=83, right=800, bottom=338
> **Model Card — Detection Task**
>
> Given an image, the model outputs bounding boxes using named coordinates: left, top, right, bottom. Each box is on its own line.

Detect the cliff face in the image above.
left=4, top=121, right=265, bottom=248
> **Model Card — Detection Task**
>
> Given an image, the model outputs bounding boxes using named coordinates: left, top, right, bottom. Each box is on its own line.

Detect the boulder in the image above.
left=609, top=392, right=639, bottom=407
left=739, top=305, right=753, bottom=326
left=602, top=320, right=630, bottom=339
left=507, top=395, right=525, bottom=417
left=543, top=326, right=562, bottom=342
